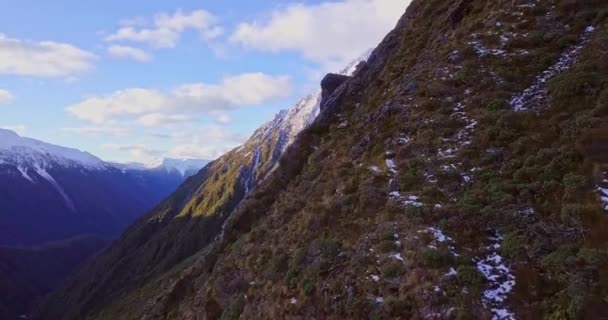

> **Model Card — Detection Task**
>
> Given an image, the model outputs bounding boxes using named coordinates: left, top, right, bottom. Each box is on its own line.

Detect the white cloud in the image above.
left=101, top=143, right=164, bottom=162
left=0, top=89, right=14, bottom=104
left=174, top=125, right=247, bottom=144
left=168, top=144, right=228, bottom=160
left=213, top=112, right=231, bottom=125
left=135, top=113, right=189, bottom=126
left=107, top=45, right=153, bottom=62
left=230, top=0, right=409, bottom=68
left=1, top=124, right=26, bottom=135
left=61, top=126, right=133, bottom=137
left=167, top=125, right=248, bottom=159
left=0, top=34, right=96, bottom=78
left=105, top=9, right=223, bottom=48
left=101, top=125, right=247, bottom=163
left=66, top=73, right=291, bottom=124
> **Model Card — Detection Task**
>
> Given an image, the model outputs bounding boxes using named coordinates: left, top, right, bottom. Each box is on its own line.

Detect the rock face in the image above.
left=35, top=1, right=608, bottom=319
left=320, top=73, right=350, bottom=111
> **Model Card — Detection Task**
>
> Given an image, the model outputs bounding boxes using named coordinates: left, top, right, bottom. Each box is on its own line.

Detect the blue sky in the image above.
left=0, top=0, right=408, bottom=164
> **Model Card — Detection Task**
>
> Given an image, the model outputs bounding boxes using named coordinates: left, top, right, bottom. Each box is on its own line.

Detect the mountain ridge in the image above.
left=35, top=1, right=608, bottom=318
left=0, top=130, right=207, bottom=246
left=32, top=52, right=370, bottom=320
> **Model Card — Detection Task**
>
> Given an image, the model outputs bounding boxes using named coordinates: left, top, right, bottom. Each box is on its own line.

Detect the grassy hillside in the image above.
left=37, top=0, right=608, bottom=319
left=33, top=105, right=307, bottom=320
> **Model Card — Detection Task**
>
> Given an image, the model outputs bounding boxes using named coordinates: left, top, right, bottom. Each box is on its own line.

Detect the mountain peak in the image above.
left=158, top=158, right=208, bottom=176
left=0, top=128, right=20, bottom=138
left=0, top=129, right=106, bottom=169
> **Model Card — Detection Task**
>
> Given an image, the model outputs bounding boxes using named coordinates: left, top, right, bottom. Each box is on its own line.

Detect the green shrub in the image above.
left=487, top=99, right=509, bottom=111
left=384, top=297, right=412, bottom=317
left=292, top=248, right=307, bottom=266
left=542, top=245, right=579, bottom=280
left=285, top=269, right=299, bottom=289
left=566, top=274, right=588, bottom=319
left=549, top=70, right=601, bottom=110
left=560, top=203, right=584, bottom=221
left=456, top=265, right=484, bottom=287
left=562, top=173, right=587, bottom=200
left=577, top=248, right=608, bottom=267
left=301, top=276, right=316, bottom=296
left=379, top=240, right=397, bottom=253
left=271, top=253, right=289, bottom=273
left=420, top=249, right=454, bottom=268
left=502, top=232, right=527, bottom=260
left=382, top=261, right=404, bottom=278
left=319, top=239, right=342, bottom=259
left=220, top=296, right=245, bottom=320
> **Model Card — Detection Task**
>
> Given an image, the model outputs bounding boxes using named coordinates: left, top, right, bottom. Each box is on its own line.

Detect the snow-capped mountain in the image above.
left=27, top=52, right=376, bottom=320
left=144, top=158, right=209, bottom=176
left=248, top=50, right=371, bottom=158
left=0, top=128, right=107, bottom=171
left=0, top=130, right=207, bottom=246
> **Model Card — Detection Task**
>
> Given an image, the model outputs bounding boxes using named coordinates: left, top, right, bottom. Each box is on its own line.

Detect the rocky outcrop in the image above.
left=320, top=73, right=350, bottom=111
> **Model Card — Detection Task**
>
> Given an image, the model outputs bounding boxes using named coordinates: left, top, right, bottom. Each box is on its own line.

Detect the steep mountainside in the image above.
left=0, top=236, right=108, bottom=320
left=0, top=129, right=205, bottom=246
left=33, top=55, right=368, bottom=320
left=37, top=0, right=608, bottom=319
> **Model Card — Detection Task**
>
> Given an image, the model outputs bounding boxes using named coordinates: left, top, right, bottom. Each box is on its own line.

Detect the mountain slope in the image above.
left=37, top=1, right=608, bottom=319
left=33, top=54, right=368, bottom=320
left=0, top=236, right=108, bottom=320
left=0, top=130, right=205, bottom=246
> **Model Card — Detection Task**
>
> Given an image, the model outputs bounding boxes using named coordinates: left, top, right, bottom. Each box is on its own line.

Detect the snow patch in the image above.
left=597, top=185, right=608, bottom=210
left=243, top=147, right=262, bottom=193
left=425, top=227, right=452, bottom=243
left=475, top=232, right=515, bottom=320
left=17, top=166, right=34, bottom=182
left=397, top=133, right=412, bottom=145
left=510, top=26, right=595, bottom=112
left=446, top=267, right=458, bottom=277
left=368, top=165, right=382, bottom=174
left=389, top=191, right=423, bottom=207
left=390, top=253, right=405, bottom=262
left=34, top=165, right=76, bottom=212
left=385, top=159, right=398, bottom=174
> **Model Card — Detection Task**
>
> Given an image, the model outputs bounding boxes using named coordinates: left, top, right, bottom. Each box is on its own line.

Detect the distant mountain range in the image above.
left=0, top=128, right=207, bottom=246
left=111, top=158, right=208, bottom=177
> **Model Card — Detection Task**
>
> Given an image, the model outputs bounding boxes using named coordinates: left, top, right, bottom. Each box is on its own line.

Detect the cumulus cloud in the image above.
left=61, top=126, right=133, bottom=137
left=101, top=143, right=164, bottom=161
left=135, top=113, right=189, bottom=126
left=0, top=34, right=96, bottom=78
left=107, top=45, right=153, bottom=62
left=66, top=73, right=291, bottom=124
left=230, top=0, right=409, bottom=68
left=102, top=125, right=247, bottom=162
left=105, top=9, right=223, bottom=48
left=0, top=89, right=14, bottom=104
left=168, top=144, right=228, bottom=160
left=167, top=125, right=248, bottom=159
